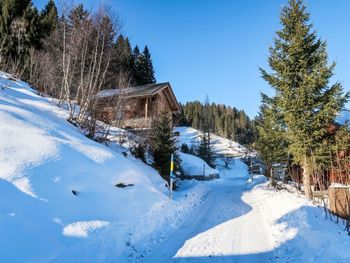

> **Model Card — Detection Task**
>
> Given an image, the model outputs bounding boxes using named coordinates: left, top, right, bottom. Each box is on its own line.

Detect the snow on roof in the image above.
left=97, top=82, right=170, bottom=99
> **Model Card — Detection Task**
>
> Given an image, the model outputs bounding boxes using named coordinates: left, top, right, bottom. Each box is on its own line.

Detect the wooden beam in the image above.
left=145, top=98, right=148, bottom=119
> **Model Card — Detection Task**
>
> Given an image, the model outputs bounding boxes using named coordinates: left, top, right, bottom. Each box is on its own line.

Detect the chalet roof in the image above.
left=97, top=82, right=171, bottom=99
left=97, top=82, right=180, bottom=113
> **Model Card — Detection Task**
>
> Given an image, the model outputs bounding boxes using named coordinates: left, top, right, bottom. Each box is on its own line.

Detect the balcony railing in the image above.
left=112, top=117, right=153, bottom=129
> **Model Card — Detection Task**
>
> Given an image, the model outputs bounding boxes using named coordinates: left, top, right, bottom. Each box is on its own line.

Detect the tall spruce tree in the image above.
left=115, top=35, right=132, bottom=71
left=260, top=0, right=348, bottom=198
left=131, top=45, right=140, bottom=84
left=150, top=111, right=180, bottom=184
left=106, top=35, right=133, bottom=86
left=134, top=45, right=156, bottom=85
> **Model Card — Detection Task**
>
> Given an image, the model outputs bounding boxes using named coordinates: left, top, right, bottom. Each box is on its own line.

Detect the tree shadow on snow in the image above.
left=143, top=181, right=349, bottom=263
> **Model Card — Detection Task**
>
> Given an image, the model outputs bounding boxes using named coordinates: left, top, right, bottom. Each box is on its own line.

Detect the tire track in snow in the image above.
left=142, top=178, right=275, bottom=262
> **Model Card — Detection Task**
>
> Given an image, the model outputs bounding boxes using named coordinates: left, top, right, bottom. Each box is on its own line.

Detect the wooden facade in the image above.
left=329, top=186, right=350, bottom=219
left=95, top=82, right=180, bottom=129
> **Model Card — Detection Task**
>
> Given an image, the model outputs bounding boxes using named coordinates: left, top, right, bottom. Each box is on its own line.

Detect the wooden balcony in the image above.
left=113, top=117, right=153, bottom=130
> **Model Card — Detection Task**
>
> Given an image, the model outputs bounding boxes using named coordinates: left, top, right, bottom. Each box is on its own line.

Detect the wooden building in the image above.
left=95, top=82, right=180, bottom=129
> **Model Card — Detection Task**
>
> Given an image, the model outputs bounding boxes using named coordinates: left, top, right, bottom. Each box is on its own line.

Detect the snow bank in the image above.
left=179, top=152, right=218, bottom=177
left=243, top=182, right=350, bottom=262
left=216, top=157, right=250, bottom=181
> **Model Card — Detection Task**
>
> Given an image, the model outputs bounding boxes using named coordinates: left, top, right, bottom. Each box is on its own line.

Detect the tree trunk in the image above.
left=269, top=165, right=276, bottom=187
left=303, top=158, right=313, bottom=199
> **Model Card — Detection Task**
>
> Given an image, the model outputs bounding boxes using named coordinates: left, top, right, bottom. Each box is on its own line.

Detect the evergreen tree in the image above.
left=260, top=0, right=349, bottom=198
left=132, top=45, right=140, bottom=62
left=40, top=0, right=58, bottom=36
left=131, top=45, right=140, bottom=84
left=256, top=93, right=288, bottom=186
left=68, top=3, right=89, bottom=27
left=106, top=34, right=133, bottom=86
left=198, top=130, right=215, bottom=168
left=0, top=0, right=44, bottom=77
left=0, top=0, right=31, bottom=54
left=115, top=35, right=132, bottom=71
left=134, top=45, right=156, bottom=85
left=197, top=97, right=216, bottom=167
left=150, top=111, right=180, bottom=184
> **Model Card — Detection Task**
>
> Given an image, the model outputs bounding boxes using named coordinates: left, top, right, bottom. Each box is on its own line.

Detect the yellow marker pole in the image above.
left=170, top=154, right=174, bottom=199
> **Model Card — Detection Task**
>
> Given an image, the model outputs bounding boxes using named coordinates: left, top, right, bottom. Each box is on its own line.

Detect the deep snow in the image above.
left=141, top=171, right=350, bottom=263
left=2, top=72, right=350, bottom=263
left=0, top=72, right=208, bottom=262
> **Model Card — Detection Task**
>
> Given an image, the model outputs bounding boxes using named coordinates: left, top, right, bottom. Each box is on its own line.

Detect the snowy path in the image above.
left=142, top=177, right=276, bottom=263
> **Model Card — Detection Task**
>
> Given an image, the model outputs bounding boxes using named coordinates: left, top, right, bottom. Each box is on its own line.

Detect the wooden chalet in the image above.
left=95, top=82, right=180, bottom=129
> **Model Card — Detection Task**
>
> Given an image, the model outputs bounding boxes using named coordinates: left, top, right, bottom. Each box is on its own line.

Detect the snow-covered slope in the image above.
left=175, top=126, right=249, bottom=157
left=0, top=72, right=178, bottom=262
left=179, top=152, right=219, bottom=177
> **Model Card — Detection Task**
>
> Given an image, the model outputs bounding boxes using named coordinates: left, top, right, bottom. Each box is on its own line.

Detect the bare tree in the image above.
left=34, top=4, right=122, bottom=138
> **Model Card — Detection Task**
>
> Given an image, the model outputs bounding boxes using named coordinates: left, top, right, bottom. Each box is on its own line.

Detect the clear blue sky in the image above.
left=33, top=0, right=350, bottom=118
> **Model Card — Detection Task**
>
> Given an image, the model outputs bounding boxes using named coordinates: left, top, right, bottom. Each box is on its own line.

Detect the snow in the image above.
left=142, top=172, right=350, bottom=263
left=63, top=220, right=110, bottom=238
left=175, top=126, right=249, bottom=157
left=179, top=152, right=218, bottom=177
left=0, top=72, right=194, bottom=262
left=2, top=72, right=350, bottom=262
left=95, top=88, right=119, bottom=98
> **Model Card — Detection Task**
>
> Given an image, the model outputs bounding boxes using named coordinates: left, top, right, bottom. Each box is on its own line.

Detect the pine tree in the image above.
left=150, top=111, right=180, bottom=184
left=40, top=0, right=58, bottom=36
left=0, top=0, right=33, bottom=56
left=256, top=93, right=288, bottom=186
left=134, top=45, right=156, bottom=85
left=260, top=0, right=349, bottom=198
left=0, top=0, right=45, bottom=77
left=115, top=35, right=132, bottom=71
left=131, top=45, right=140, bottom=84
left=197, top=97, right=216, bottom=167
left=198, top=130, right=215, bottom=168
left=107, top=35, right=133, bottom=86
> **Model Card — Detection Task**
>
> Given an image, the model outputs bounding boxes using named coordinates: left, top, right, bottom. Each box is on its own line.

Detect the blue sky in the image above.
left=33, top=0, right=350, bottom=118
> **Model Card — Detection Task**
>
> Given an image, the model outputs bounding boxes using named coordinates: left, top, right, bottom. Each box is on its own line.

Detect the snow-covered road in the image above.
left=142, top=177, right=276, bottom=263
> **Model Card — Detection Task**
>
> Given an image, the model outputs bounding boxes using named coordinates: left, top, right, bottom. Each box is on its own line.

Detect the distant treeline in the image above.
left=179, top=101, right=256, bottom=145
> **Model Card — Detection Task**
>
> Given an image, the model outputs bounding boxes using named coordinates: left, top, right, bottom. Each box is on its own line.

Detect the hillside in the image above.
left=175, top=126, right=249, bottom=157
left=0, top=72, right=208, bottom=262
left=2, top=72, right=350, bottom=263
